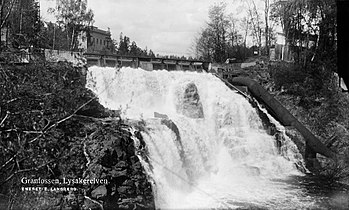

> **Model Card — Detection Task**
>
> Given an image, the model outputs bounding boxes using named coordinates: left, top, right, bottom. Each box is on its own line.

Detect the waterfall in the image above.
left=87, top=66, right=317, bottom=209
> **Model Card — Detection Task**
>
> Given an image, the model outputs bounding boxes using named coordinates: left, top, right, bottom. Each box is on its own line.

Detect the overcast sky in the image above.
left=40, top=0, right=248, bottom=57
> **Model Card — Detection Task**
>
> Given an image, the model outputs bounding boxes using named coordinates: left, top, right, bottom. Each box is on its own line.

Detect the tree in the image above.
left=193, top=2, right=229, bottom=62
left=0, top=0, right=41, bottom=50
left=264, top=0, right=270, bottom=55
left=110, top=38, right=118, bottom=54
left=241, top=16, right=250, bottom=58
left=50, top=0, right=94, bottom=51
left=0, top=0, right=17, bottom=44
left=208, top=2, right=230, bottom=62
left=194, top=28, right=214, bottom=61
left=10, top=0, right=40, bottom=48
left=271, top=0, right=336, bottom=66
left=193, top=2, right=252, bottom=62
left=39, top=21, right=69, bottom=50
left=227, top=14, right=239, bottom=47
left=246, top=0, right=263, bottom=55
left=117, top=33, right=130, bottom=55
left=148, top=49, right=156, bottom=57
left=129, top=41, right=141, bottom=56
left=117, top=33, right=153, bottom=57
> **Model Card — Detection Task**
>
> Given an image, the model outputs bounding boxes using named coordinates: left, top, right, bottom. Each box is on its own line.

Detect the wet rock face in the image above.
left=84, top=121, right=155, bottom=210
left=178, top=83, right=204, bottom=118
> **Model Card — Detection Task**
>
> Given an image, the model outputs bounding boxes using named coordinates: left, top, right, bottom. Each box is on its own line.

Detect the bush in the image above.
left=270, top=62, right=308, bottom=95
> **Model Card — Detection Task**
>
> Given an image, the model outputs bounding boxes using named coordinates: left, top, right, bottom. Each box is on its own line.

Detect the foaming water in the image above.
left=87, top=67, right=319, bottom=209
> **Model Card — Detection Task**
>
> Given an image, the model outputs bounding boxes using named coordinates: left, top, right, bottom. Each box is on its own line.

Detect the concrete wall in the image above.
left=139, top=61, right=153, bottom=70
left=44, top=49, right=85, bottom=66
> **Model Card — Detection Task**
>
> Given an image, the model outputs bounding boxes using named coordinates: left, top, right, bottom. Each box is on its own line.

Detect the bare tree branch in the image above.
left=0, top=159, right=55, bottom=185
left=0, top=0, right=17, bottom=29
left=0, top=153, right=18, bottom=171
left=29, top=96, right=96, bottom=144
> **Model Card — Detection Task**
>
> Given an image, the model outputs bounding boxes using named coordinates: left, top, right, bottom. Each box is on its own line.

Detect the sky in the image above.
left=39, top=0, right=249, bottom=57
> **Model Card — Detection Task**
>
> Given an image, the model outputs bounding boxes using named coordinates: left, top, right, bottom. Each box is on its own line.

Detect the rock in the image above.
left=135, top=195, right=144, bottom=203
left=117, top=186, right=134, bottom=195
left=91, top=186, right=107, bottom=199
left=130, top=156, right=139, bottom=165
left=123, top=180, right=135, bottom=187
left=246, top=165, right=261, bottom=176
left=115, top=161, right=128, bottom=169
left=110, top=168, right=128, bottom=178
left=132, top=162, right=143, bottom=171
left=161, top=119, right=180, bottom=141
left=119, top=198, right=135, bottom=207
left=154, top=112, right=168, bottom=119
left=177, top=83, right=204, bottom=118
left=118, top=204, right=130, bottom=209
left=83, top=197, right=103, bottom=210
left=100, top=149, right=118, bottom=168
left=241, top=62, right=257, bottom=68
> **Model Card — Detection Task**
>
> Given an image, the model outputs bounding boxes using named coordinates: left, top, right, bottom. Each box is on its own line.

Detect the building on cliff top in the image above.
left=79, top=26, right=113, bottom=54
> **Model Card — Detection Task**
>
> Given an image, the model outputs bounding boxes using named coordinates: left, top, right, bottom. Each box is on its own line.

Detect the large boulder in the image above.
left=177, top=83, right=204, bottom=118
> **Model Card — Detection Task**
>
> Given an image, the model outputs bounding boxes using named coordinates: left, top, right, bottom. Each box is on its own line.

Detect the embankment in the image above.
left=232, top=59, right=349, bottom=183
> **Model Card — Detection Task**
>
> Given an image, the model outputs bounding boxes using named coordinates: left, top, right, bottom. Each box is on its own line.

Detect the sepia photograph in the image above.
left=0, top=0, right=349, bottom=209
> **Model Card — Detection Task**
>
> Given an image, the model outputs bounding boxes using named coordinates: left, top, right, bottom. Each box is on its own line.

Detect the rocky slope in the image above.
left=0, top=62, right=154, bottom=209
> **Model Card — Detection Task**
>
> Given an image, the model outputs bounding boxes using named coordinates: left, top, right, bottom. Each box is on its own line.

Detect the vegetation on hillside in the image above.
left=0, top=62, right=154, bottom=209
left=269, top=62, right=349, bottom=183
left=0, top=62, right=100, bottom=207
left=265, top=0, right=348, bottom=183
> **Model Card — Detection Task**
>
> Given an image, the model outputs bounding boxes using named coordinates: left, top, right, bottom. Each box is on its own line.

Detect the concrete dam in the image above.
left=84, top=52, right=211, bottom=72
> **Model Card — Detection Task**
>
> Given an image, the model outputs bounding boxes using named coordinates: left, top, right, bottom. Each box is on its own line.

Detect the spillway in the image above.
left=86, top=66, right=319, bottom=209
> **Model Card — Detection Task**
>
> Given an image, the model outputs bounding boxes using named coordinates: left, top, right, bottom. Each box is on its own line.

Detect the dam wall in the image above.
left=84, top=52, right=210, bottom=72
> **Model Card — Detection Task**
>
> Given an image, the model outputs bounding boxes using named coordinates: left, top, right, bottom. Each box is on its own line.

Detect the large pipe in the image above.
left=228, top=76, right=334, bottom=158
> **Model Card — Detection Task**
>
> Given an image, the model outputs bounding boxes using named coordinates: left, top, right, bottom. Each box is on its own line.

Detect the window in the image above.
left=96, top=38, right=98, bottom=44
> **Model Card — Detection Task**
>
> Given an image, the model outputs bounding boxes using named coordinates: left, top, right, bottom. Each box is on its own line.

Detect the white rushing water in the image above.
left=87, top=66, right=317, bottom=209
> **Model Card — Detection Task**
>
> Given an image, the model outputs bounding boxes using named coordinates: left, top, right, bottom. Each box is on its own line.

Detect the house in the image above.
left=271, top=32, right=293, bottom=61
left=270, top=32, right=318, bottom=61
left=79, top=26, right=113, bottom=54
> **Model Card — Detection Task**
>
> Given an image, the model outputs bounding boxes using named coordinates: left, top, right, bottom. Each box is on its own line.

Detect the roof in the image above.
left=89, top=26, right=111, bottom=36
